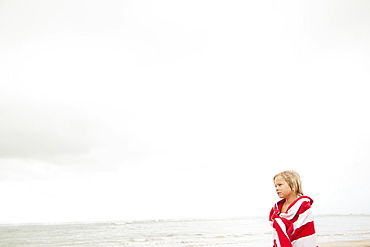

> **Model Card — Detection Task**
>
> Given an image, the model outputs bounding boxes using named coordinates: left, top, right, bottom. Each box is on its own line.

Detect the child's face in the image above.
left=274, top=175, right=295, bottom=199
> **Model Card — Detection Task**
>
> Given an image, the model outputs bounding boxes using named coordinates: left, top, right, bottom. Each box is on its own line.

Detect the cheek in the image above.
left=283, top=185, right=291, bottom=191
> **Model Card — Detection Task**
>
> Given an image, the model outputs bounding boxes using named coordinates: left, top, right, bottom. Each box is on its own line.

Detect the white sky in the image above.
left=1, top=0, right=370, bottom=223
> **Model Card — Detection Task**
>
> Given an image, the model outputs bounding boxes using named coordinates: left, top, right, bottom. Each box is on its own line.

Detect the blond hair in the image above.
left=273, top=170, right=304, bottom=196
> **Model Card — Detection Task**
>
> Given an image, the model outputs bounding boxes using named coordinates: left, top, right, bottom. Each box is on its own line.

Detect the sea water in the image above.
left=0, top=215, right=369, bottom=247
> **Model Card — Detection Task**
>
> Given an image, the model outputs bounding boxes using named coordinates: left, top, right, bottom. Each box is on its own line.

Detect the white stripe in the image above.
left=276, top=218, right=290, bottom=240
left=293, top=208, right=314, bottom=229
left=275, top=231, right=281, bottom=247
left=272, top=228, right=281, bottom=247
left=292, top=234, right=317, bottom=247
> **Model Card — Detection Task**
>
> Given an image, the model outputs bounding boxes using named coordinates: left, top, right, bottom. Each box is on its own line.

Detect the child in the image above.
left=269, top=170, right=318, bottom=247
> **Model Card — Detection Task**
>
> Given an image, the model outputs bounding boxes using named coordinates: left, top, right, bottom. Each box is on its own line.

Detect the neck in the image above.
left=285, top=194, right=298, bottom=205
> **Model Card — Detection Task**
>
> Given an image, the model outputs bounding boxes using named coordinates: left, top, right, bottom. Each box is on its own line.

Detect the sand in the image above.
left=319, top=239, right=370, bottom=247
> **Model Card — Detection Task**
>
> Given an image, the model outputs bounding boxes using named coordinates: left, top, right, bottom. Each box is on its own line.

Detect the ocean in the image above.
left=0, top=215, right=369, bottom=247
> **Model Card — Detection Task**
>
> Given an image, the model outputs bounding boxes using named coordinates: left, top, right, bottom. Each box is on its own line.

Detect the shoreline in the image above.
left=320, top=239, right=370, bottom=247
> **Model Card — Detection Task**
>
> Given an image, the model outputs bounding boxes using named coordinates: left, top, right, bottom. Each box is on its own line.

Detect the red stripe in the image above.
left=292, top=221, right=316, bottom=241
left=273, top=220, right=293, bottom=247
left=290, top=201, right=311, bottom=223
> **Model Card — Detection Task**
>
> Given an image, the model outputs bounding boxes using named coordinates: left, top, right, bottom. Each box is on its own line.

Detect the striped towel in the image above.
left=269, top=196, right=317, bottom=247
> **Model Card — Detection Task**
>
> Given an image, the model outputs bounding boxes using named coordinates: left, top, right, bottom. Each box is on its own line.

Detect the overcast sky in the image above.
left=1, top=0, right=370, bottom=223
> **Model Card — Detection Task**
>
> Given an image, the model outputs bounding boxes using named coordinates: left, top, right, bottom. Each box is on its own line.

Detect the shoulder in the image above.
left=275, top=198, right=286, bottom=206
left=269, top=199, right=285, bottom=220
left=297, top=196, right=314, bottom=205
left=288, top=196, right=314, bottom=212
left=272, top=199, right=285, bottom=210
left=269, top=199, right=284, bottom=214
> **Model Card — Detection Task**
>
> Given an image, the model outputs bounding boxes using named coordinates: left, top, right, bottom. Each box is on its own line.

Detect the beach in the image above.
left=320, top=239, right=370, bottom=247
left=0, top=215, right=369, bottom=247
